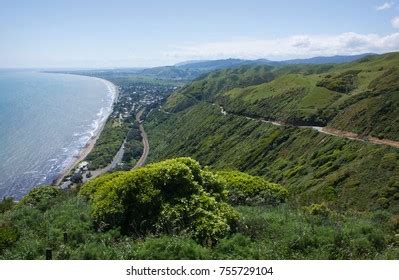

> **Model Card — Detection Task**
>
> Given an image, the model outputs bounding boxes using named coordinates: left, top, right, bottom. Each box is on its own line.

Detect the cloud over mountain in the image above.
left=164, top=32, right=399, bottom=61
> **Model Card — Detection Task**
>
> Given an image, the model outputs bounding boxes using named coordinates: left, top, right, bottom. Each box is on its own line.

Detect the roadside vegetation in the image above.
left=120, top=122, right=143, bottom=169
left=86, top=118, right=131, bottom=169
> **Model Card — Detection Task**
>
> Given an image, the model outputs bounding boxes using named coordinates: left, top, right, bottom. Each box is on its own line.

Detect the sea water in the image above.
left=0, top=70, right=115, bottom=199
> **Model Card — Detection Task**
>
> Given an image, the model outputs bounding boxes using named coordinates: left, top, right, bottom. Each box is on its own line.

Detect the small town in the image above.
left=59, top=79, right=179, bottom=189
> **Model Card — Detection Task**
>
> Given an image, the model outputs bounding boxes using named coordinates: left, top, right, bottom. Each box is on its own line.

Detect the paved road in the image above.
left=87, top=140, right=125, bottom=181
left=133, top=109, right=149, bottom=169
left=59, top=109, right=150, bottom=188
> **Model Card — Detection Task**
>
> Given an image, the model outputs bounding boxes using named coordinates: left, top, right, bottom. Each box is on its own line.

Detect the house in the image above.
left=78, top=161, right=89, bottom=171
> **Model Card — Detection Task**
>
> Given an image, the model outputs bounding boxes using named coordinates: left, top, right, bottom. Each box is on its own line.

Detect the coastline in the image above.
left=54, top=77, right=119, bottom=186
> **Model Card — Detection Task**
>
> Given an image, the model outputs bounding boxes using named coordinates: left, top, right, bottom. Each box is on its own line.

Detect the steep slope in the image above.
left=163, top=65, right=276, bottom=112
left=146, top=104, right=399, bottom=213
left=165, top=52, right=399, bottom=140
left=145, top=52, right=399, bottom=213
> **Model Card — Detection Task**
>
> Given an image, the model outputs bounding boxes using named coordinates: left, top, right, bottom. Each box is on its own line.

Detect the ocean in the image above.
left=0, top=70, right=116, bottom=199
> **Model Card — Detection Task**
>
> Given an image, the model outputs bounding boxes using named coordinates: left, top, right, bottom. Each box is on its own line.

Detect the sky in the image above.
left=1, top=0, right=399, bottom=68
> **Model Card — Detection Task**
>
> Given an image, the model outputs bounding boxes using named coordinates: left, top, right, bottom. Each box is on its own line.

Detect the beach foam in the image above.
left=54, top=78, right=118, bottom=184
left=0, top=71, right=118, bottom=199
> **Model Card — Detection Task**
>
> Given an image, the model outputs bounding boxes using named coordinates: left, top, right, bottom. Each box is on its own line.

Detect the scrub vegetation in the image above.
left=2, top=52, right=399, bottom=260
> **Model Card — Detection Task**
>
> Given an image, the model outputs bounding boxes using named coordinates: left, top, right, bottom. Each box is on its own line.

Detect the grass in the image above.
left=164, top=52, right=399, bottom=138
left=145, top=103, right=399, bottom=213
left=2, top=189, right=398, bottom=259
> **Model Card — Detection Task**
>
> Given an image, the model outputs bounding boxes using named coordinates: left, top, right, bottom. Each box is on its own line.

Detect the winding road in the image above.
left=133, top=109, right=149, bottom=169
left=212, top=104, right=399, bottom=149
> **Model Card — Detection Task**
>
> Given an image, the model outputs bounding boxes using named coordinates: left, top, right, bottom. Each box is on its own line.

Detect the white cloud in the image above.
left=163, top=32, right=399, bottom=61
left=392, top=16, right=399, bottom=28
left=376, top=2, right=394, bottom=11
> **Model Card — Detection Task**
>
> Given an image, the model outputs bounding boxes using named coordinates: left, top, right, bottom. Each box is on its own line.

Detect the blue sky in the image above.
left=1, top=0, right=399, bottom=67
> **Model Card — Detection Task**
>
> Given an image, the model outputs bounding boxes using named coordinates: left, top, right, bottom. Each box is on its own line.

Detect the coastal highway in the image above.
left=58, top=109, right=149, bottom=188
left=133, top=109, right=149, bottom=169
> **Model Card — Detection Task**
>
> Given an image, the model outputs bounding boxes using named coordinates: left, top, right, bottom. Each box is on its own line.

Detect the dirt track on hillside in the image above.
left=214, top=104, right=399, bottom=149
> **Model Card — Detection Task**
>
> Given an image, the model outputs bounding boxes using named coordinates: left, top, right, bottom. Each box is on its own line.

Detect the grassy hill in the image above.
left=146, top=104, right=399, bottom=213
left=164, top=52, right=399, bottom=140
left=163, top=65, right=276, bottom=112
left=145, top=52, right=399, bottom=213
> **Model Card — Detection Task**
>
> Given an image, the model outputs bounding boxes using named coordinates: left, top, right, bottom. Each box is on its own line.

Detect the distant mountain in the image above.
left=174, top=60, right=208, bottom=66
left=56, top=54, right=376, bottom=81
left=179, top=58, right=250, bottom=70
left=135, top=59, right=255, bottom=80
left=149, top=54, right=374, bottom=80
left=138, top=66, right=203, bottom=80
left=175, top=53, right=375, bottom=69
left=280, top=53, right=375, bottom=65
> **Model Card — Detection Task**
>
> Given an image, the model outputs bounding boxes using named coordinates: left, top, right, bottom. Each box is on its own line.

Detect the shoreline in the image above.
left=54, top=77, right=119, bottom=186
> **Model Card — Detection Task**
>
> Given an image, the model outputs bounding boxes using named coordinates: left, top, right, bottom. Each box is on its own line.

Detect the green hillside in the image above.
left=164, top=52, right=399, bottom=139
left=163, top=65, right=275, bottom=112
left=145, top=52, right=399, bottom=213
left=146, top=104, right=399, bottom=213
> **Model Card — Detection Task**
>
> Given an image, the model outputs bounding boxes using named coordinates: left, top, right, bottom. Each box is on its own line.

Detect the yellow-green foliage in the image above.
left=216, top=171, right=288, bottom=206
left=306, top=203, right=331, bottom=217
left=80, top=158, right=238, bottom=244
left=0, top=225, right=19, bottom=252
left=18, top=186, right=61, bottom=211
left=79, top=171, right=124, bottom=199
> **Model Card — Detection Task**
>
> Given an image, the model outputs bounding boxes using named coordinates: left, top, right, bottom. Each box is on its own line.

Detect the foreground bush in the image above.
left=18, top=186, right=61, bottom=211
left=236, top=205, right=398, bottom=259
left=216, top=171, right=288, bottom=206
left=134, top=235, right=210, bottom=260
left=0, top=198, right=14, bottom=213
left=0, top=225, right=19, bottom=252
left=80, top=158, right=238, bottom=244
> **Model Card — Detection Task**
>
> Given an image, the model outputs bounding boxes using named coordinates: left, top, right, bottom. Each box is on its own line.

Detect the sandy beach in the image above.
left=54, top=78, right=119, bottom=186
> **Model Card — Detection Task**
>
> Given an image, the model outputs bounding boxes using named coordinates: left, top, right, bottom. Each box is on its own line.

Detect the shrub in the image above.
left=18, top=186, right=61, bottom=211
left=212, top=234, right=259, bottom=259
left=73, top=242, right=117, bottom=260
left=0, top=225, right=19, bottom=252
left=316, top=70, right=360, bottom=93
left=156, top=192, right=238, bottom=244
left=216, top=171, right=288, bottom=206
left=80, top=158, right=239, bottom=244
left=134, top=236, right=210, bottom=260
left=0, top=197, right=14, bottom=213
left=306, top=203, right=331, bottom=218
left=236, top=207, right=269, bottom=239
